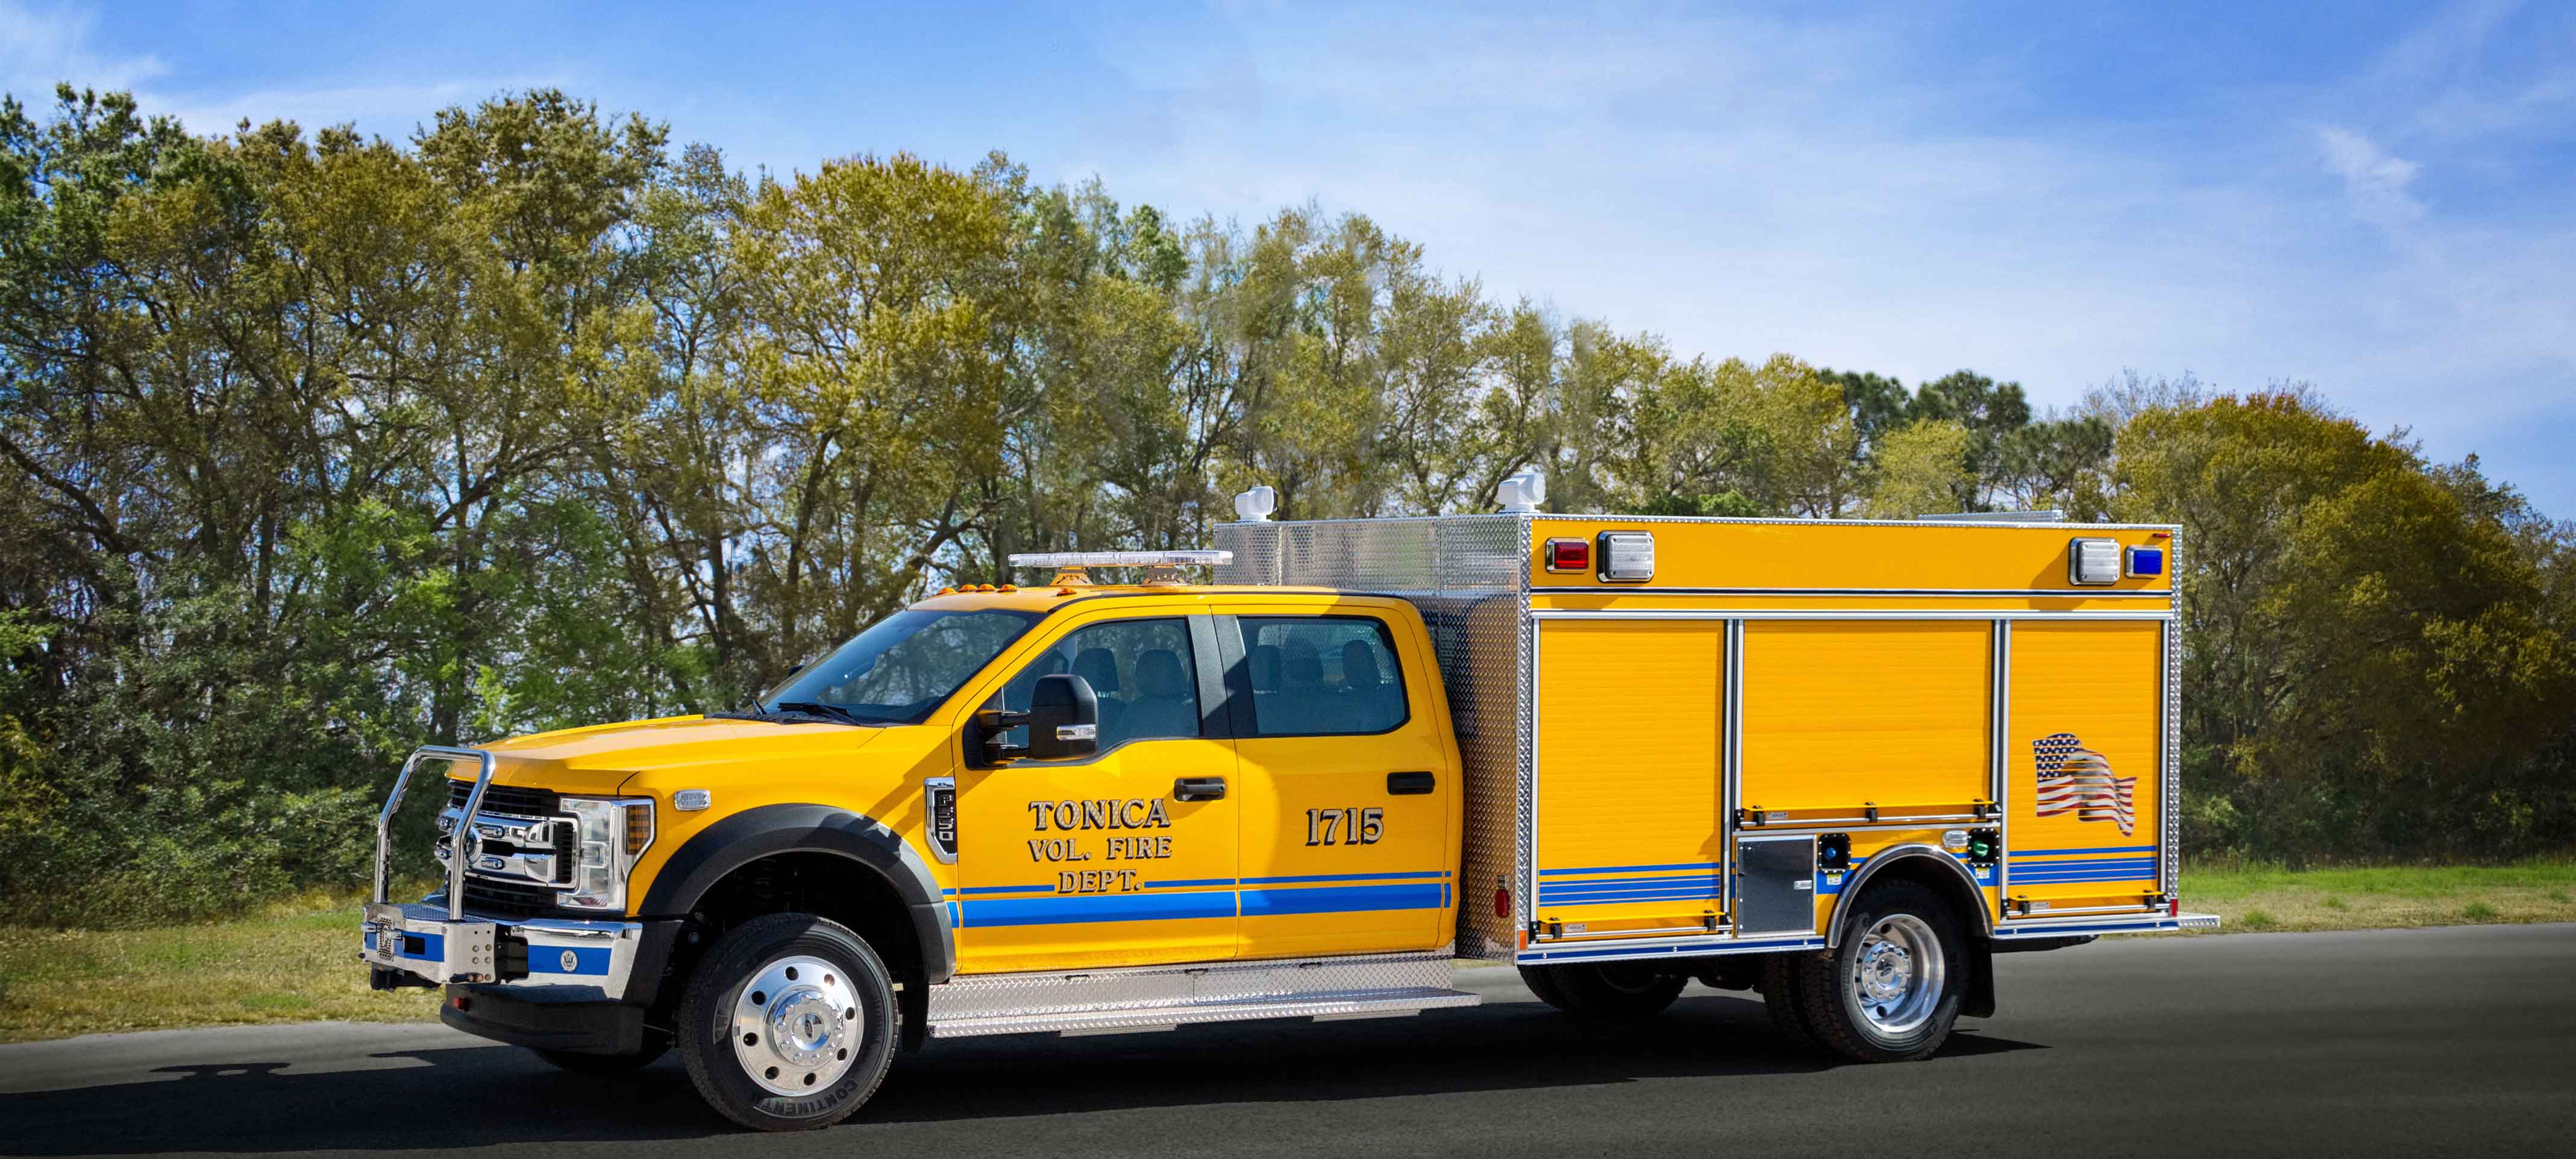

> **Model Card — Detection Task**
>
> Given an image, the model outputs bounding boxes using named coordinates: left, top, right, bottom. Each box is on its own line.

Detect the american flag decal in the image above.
left=2031, top=733, right=2136, bottom=836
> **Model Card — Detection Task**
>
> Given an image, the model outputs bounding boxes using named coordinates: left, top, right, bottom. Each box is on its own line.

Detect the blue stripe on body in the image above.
left=955, top=876, right=1453, bottom=928
left=1240, top=870, right=1449, bottom=885
left=2008, top=859, right=2157, bottom=879
left=961, top=890, right=1238, bottom=928
left=1540, top=861, right=1721, bottom=877
left=2010, top=845, right=2158, bottom=857
left=545, top=945, right=612, bottom=976
left=1538, top=886, right=1723, bottom=905
left=1538, top=875, right=1721, bottom=894
left=1243, top=883, right=1444, bottom=916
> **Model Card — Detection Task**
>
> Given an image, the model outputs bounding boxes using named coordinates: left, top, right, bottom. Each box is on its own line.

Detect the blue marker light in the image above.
left=2126, top=546, right=2166, bottom=578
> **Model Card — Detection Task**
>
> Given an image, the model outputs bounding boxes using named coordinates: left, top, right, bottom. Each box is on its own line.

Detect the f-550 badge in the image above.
left=2032, top=733, right=2136, bottom=836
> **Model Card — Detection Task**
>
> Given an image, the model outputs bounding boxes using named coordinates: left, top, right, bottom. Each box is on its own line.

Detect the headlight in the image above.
left=557, top=796, right=653, bottom=912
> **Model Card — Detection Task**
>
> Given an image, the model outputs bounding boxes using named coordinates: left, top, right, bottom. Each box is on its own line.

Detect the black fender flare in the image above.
left=640, top=802, right=954, bottom=984
left=1823, top=843, right=1994, bottom=948
left=1825, top=844, right=1996, bottom=1018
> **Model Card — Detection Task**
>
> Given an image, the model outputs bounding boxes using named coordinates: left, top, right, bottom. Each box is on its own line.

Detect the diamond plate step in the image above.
left=927, top=986, right=1481, bottom=1039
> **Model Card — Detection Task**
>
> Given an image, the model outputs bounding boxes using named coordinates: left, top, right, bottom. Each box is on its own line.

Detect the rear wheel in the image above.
left=1788, top=881, right=1967, bottom=1062
left=1517, top=962, right=1687, bottom=1020
left=676, top=913, right=898, bottom=1131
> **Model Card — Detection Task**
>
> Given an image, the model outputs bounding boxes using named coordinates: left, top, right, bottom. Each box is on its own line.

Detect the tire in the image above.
left=534, top=1043, right=666, bottom=1074
left=1759, top=952, right=1828, bottom=1058
left=1517, top=962, right=1687, bottom=1020
left=675, top=913, right=900, bottom=1131
left=1788, top=880, right=1967, bottom=1063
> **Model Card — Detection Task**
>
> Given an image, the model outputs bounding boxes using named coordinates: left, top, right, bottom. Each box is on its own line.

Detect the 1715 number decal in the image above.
left=1305, top=807, right=1384, bottom=846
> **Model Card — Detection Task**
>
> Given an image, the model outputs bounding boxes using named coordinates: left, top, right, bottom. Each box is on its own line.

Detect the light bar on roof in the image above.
left=1006, top=551, right=1232, bottom=569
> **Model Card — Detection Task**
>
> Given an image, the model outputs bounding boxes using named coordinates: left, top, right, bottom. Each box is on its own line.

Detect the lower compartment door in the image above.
left=1735, top=836, right=1819, bottom=935
left=1531, top=619, right=1726, bottom=941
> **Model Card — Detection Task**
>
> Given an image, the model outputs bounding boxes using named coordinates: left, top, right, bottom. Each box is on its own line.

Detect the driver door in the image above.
left=950, top=611, right=1239, bottom=974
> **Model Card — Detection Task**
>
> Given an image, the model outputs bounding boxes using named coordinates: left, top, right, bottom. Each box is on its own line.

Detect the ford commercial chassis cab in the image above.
left=362, top=492, right=2216, bottom=1130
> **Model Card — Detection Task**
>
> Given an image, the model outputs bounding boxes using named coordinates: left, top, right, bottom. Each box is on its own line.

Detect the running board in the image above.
left=926, top=949, right=1480, bottom=1040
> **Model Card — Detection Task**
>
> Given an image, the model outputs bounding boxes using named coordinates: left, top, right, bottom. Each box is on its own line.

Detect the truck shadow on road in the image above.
left=0, top=995, right=2042, bottom=1154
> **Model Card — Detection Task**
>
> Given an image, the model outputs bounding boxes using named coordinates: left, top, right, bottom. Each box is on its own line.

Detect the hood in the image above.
left=463, top=714, right=888, bottom=796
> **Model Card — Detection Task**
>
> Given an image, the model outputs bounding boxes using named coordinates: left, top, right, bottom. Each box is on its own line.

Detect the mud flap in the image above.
left=1963, top=939, right=1996, bottom=1018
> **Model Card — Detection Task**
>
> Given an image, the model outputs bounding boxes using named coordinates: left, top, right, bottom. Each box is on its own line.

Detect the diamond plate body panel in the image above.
left=924, top=949, right=1473, bottom=1037
left=1217, top=516, right=1532, bottom=959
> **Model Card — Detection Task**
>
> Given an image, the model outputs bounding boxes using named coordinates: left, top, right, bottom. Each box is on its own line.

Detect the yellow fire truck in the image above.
left=361, top=478, right=2214, bottom=1129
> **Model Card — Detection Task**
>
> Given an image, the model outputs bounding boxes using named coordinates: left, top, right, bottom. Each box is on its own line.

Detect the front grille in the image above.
left=443, top=778, right=575, bottom=898
left=462, top=877, right=565, bottom=918
left=445, top=779, right=560, bottom=817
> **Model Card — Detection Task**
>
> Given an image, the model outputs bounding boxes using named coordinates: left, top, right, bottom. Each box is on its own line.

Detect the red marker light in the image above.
left=1544, top=539, right=1590, bottom=572
left=1493, top=886, right=1512, bottom=919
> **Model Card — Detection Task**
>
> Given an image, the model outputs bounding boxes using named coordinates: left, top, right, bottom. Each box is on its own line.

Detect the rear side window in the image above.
left=1236, top=616, right=1409, bottom=737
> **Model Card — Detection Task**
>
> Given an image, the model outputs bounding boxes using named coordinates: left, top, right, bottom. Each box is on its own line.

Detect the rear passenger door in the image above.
left=1218, top=605, right=1459, bottom=959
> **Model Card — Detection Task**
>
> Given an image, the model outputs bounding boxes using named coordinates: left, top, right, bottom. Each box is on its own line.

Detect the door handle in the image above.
left=1387, top=771, right=1436, bottom=795
left=1173, top=777, right=1227, bottom=802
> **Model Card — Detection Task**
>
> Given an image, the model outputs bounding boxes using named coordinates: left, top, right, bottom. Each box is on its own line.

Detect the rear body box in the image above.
left=1216, top=514, right=2214, bottom=964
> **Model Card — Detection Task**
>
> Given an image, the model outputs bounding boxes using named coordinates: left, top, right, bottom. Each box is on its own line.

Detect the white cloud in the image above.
left=2317, top=125, right=2426, bottom=228
left=0, top=0, right=165, bottom=99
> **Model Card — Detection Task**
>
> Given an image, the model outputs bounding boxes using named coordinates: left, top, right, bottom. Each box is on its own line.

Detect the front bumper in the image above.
left=361, top=900, right=670, bottom=1001
left=439, top=984, right=652, bottom=1055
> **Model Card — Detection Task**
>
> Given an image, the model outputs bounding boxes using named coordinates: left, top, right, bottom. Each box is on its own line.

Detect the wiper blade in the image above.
left=706, top=704, right=849, bottom=726
left=774, top=701, right=872, bottom=725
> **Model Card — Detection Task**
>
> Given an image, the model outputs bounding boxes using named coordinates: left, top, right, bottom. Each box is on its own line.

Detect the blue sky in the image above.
left=8, top=1, right=2575, bottom=515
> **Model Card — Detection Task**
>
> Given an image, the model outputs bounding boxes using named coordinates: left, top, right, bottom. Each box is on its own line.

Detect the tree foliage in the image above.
left=1, top=87, right=2571, bottom=923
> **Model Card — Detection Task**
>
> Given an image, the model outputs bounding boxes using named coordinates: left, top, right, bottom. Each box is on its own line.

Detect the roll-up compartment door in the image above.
left=1531, top=619, right=1725, bottom=940
left=1739, top=621, right=1993, bottom=820
left=2004, top=620, right=2164, bottom=911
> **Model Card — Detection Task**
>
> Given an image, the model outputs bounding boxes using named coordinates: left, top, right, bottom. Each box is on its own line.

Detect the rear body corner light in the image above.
left=2068, top=537, right=2120, bottom=585
left=1542, top=538, right=1591, bottom=573
left=1596, top=531, right=1654, bottom=582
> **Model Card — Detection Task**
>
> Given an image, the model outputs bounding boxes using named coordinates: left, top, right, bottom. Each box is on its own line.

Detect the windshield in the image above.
left=760, top=608, right=1041, bottom=725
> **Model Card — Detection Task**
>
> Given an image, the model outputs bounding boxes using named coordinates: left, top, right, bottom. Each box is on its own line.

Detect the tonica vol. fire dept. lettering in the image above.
left=1026, top=798, right=1173, bottom=831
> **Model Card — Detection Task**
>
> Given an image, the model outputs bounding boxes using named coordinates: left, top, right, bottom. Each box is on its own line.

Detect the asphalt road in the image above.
left=5, top=923, right=2572, bottom=1158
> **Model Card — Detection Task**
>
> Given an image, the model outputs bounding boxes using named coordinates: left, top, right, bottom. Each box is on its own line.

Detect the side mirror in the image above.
left=976, top=673, right=1098, bottom=763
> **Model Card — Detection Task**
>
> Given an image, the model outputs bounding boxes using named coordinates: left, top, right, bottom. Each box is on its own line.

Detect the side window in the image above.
left=1236, top=616, right=1410, bottom=737
left=989, top=617, right=1200, bottom=752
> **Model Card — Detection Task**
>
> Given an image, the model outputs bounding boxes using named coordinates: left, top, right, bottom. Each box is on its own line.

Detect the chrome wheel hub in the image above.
left=730, top=955, right=861, bottom=1096
left=1849, top=913, right=1945, bottom=1036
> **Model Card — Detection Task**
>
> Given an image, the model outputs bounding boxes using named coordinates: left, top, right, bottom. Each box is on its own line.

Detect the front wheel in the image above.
left=1787, top=880, right=1967, bottom=1062
left=675, top=913, right=899, bottom=1131
left=1518, top=962, right=1687, bottom=1020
